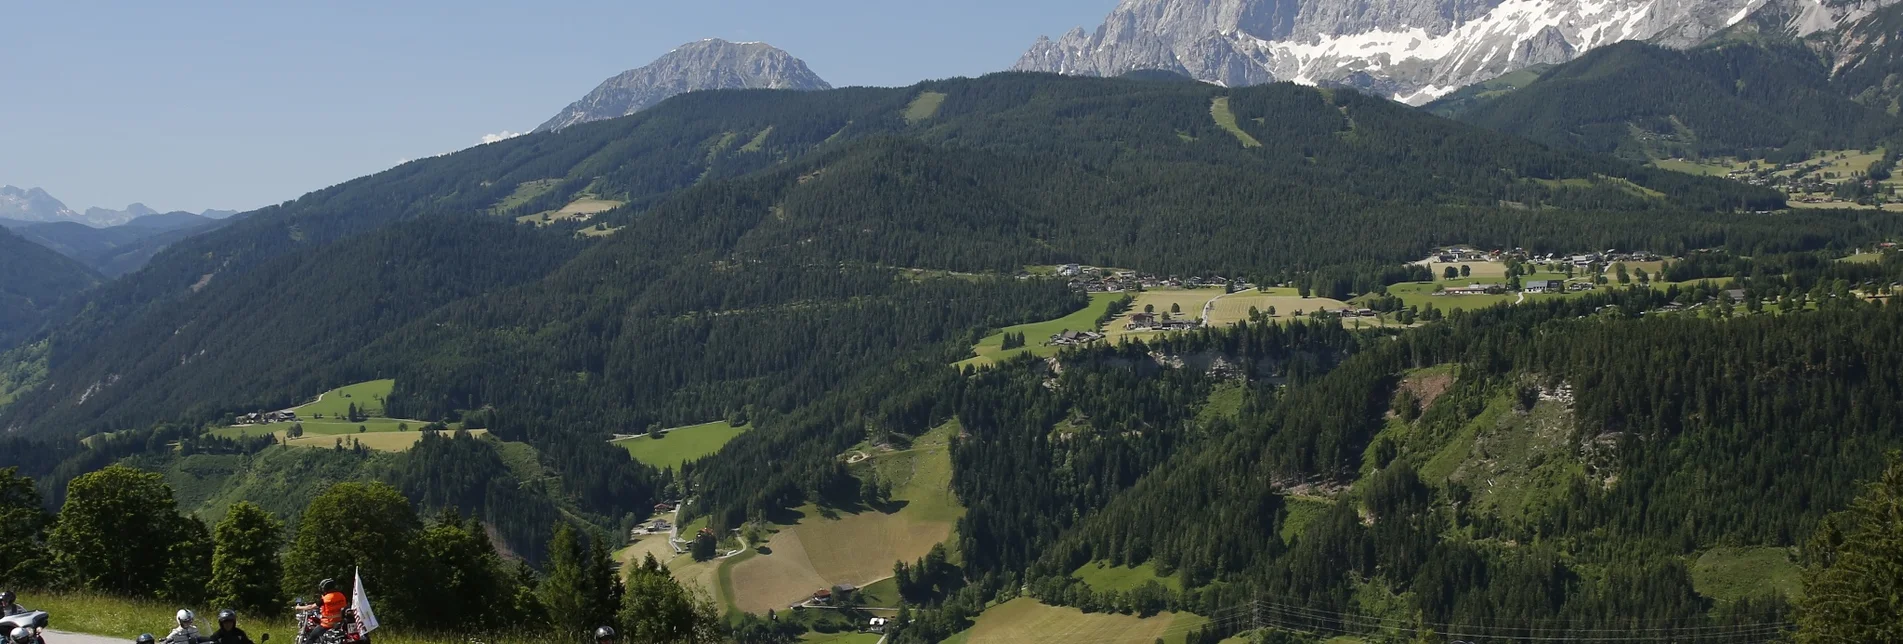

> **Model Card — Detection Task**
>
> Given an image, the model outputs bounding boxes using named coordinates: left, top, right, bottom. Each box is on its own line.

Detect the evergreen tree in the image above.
left=0, top=468, right=49, bottom=588
left=161, top=516, right=215, bottom=604
left=1798, top=452, right=1903, bottom=642
left=539, top=523, right=590, bottom=637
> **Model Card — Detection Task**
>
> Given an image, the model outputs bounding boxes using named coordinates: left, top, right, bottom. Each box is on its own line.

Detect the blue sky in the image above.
left=0, top=0, right=1110, bottom=214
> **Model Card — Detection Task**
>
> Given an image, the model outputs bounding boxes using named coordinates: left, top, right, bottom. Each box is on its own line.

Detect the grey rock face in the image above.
left=0, top=186, right=80, bottom=224
left=1015, top=0, right=1897, bottom=103
left=536, top=39, right=832, bottom=133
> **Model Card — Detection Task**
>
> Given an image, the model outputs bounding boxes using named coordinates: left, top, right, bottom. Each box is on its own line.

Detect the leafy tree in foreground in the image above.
left=48, top=465, right=184, bottom=596
left=539, top=523, right=590, bottom=637
left=281, top=482, right=421, bottom=617
left=1798, top=452, right=1903, bottom=643
left=619, top=554, right=721, bottom=644
left=210, top=501, right=287, bottom=617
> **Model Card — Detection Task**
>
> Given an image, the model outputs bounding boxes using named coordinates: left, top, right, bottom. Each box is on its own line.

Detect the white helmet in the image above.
left=176, top=608, right=195, bottom=624
left=10, top=627, right=30, bottom=641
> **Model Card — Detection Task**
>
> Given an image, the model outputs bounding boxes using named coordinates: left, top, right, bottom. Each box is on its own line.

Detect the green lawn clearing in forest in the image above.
left=283, top=430, right=484, bottom=452
left=516, top=195, right=624, bottom=226
left=291, top=379, right=393, bottom=418
left=957, top=292, right=1125, bottom=369
left=905, top=91, right=947, bottom=124
left=1280, top=496, right=1332, bottom=544
left=719, top=422, right=963, bottom=614
left=1073, top=561, right=1182, bottom=593
left=613, top=421, right=750, bottom=470
left=490, top=178, right=562, bottom=213
left=740, top=126, right=775, bottom=152
left=945, top=598, right=1206, bottom=644
left=800, top=633, right=882, bottom=644
left=1843, top=252, right=1886, bottom=263
left=1691, top=546, right=1804, bottom=602
left=1210, top=97, right=1262, bottom=148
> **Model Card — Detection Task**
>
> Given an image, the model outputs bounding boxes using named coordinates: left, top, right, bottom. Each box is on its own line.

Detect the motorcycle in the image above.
left=0, top=610, right=49, bottom=644
left=292, top=599, right=368, bottom=644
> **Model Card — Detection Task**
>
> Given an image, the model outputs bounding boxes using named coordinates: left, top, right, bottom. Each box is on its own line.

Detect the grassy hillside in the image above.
left=716, top=421, right=963, bottom=613
left=957, top=292, right=1124, bottom=368
left=945, top=598, right=1206, bottom=644
left=614, top=420, right=750, bottom=470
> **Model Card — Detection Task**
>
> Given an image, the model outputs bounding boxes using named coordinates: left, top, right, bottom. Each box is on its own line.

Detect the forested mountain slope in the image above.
left=1439, top=41, right=1900, bottom=161
left=3, top=72, right=1883, bottom=567
left=0, top=226, right=99, bottom=350
left=4, top=72, right=1798, bottom=436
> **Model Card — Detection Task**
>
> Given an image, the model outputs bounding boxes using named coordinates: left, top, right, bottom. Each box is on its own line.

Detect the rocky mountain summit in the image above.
left=1015, top=0, right=1899, bottom=103
left=536, top=39, right=831, bottom=132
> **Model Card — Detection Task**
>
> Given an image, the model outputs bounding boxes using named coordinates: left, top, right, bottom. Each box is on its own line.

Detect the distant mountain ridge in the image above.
left=1014, top=0, right=1902, bottom=104
left=1426, top=2, right=1903, bottom=161
left=535, top=39, right=832, bottom=132
left=0, top=184, right=234, bottom=228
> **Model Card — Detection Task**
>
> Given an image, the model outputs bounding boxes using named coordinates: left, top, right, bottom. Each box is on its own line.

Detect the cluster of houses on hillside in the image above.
left=1126, top=312, right=1200, bottom=331
left=1054, top=264, right=1246, bottom=294
left=1431, top=248, right=1663, bottom=266
left=235, top=410, right=299, bottom=425
left=1048, top=330, right=1106, bottom=346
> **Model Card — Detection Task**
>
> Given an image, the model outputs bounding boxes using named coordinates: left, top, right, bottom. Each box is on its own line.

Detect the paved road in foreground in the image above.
left=49, top=630, right=129, bottom=644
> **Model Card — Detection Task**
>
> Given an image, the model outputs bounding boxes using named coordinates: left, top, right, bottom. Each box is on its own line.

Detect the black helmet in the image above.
left=0, top=590, right=12, bottom=604
left=138, top=635, right=157, bottom=644
left=594, top=625, right=616, bottom=640
left=218, top=608, right=237, bottom=623
left=319, top=578, right=338, bottom=593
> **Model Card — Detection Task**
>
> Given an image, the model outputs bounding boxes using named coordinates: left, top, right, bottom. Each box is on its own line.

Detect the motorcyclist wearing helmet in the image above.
left=293, top=579, right=348, bottom=644
left=0, top=591, right=24, bottom=616
left=200, top=608, right=255, bottom=644
left=161, top=609, right=201, bottom=644
left=594, top=626, right=616, bottom=644
left=136, top=634, right=157, bottom=644
left=10, top=626, right=38, bottom=644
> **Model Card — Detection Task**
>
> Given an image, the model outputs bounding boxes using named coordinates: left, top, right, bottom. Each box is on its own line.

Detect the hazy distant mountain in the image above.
left=81, top=203, right=159, bottom=227
left=535, top=39, right=832, bottom=132
left=1014, top=0, right=1901, bottom=104
left=0, top=185, right=234, bottom=228
left=0, top=186, right=81, bottom=224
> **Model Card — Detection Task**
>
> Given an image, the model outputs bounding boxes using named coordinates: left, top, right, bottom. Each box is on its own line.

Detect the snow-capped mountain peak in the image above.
left=1015, top=0, right=1895, bottom=103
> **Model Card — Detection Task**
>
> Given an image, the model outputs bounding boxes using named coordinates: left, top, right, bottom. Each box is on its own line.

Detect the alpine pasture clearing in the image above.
left=293, top=379, right=393, bottom=417
left=1209, top=97, right=1262, bottom=148
left=284, top=429, right=488, bottom=452
left=1205, top=290, right=1352, bottom=326
left=1072, top=561, right=1181, bottom=593
left=491, top=178, right=561, bottom=213
left=945, top=598, right=1207, bottom=644
left=904, top=91, right=947, bottom=124
left=721, top=422, right=963, bottom=613
left=1691, top=546, right=1803, bottom=602
left=957, top=292, right=1124, bottom=368
left=516, top=195, right=624, bottom=225
left=614, top=421, right=750, bottom=470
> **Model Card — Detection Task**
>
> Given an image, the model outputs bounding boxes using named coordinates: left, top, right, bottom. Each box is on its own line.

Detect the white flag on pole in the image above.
left=353, top=567, right=380, bottom=634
